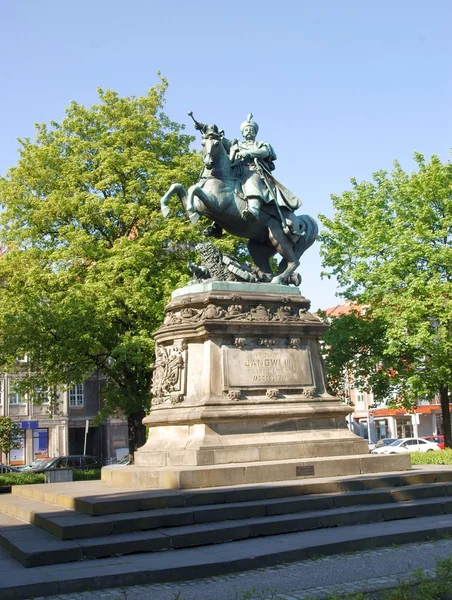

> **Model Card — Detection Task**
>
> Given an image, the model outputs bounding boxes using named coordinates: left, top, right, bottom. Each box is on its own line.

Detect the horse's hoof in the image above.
left=161, top=204, right=170, bottom=218
left=271, top=276, right=283, bottom=285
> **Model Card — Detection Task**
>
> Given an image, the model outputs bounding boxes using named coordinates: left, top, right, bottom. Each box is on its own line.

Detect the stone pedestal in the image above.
left=102, top=282, right=410, bottom=488
left=138, top=282, right=367, bottom=464
left=103, top=282, right=410, bottom=488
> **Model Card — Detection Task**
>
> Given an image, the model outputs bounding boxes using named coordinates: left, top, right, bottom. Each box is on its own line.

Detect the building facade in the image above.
left=347, top=387, right=444, bottom=443
left=0, top=371, right=128, bottom=466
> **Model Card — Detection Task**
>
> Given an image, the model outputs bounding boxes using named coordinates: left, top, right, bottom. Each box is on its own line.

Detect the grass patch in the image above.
left=410, top=449, right=452, bottom=465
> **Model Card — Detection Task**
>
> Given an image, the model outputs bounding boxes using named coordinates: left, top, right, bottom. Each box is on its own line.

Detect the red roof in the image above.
left=320, top=302, right=361, bottom=317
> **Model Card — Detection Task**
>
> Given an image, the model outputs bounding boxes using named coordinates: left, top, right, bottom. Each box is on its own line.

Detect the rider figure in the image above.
left=189, top=111, right=302, bottom=237
left=229, top=114, right=277, bottom=222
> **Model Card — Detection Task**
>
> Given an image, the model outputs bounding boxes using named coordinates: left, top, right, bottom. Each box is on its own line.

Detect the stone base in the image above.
left=102, top=454, right=412, bottom=489
left=135, top=422, right=369, bottom=467
left=122, top=282, right=405, bottom=492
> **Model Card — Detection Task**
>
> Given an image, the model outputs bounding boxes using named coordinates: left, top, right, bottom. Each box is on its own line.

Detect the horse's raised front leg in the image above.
left=267, top=220, right=300, bottom=285
left=161, top=184, right=187, bottom=217
left=187, top=185, right=220, bottom=223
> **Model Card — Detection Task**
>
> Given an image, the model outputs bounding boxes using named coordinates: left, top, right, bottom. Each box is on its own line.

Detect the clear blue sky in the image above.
left=1, top=0, right=451, bottom=310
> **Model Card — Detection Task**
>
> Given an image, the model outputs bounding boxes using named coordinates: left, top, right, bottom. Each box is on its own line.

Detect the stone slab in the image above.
left=3, top=513, right=452, bottom=599
left=171, top=280, right=303, bottom=299
left=0, top=514, right=83, bottom=567
left=104, top=453, right=411, bottom=489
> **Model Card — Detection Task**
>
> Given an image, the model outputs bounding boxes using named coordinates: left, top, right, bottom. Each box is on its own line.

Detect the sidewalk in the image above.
left=22, top=537, right=452, bottom=600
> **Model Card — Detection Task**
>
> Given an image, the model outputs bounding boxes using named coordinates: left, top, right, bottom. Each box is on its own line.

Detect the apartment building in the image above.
left=0, top=371, right=128, bottom=466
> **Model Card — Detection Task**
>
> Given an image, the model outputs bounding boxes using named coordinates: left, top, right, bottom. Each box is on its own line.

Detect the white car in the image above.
left=371, top=437, right=440, bottom=454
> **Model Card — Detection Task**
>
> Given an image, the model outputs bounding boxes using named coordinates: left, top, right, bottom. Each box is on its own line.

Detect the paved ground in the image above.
left=25, top=538, right=452, bottom=600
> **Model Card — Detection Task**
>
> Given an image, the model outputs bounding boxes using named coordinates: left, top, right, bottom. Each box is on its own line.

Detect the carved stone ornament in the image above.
left=266, top=388, right=280, bottom=399
left=201, top=304, right=225, bottom=319
left=247, top=304, right=271, bottom=321
left=257, top=338, right=276, bottom=347
left=227, top=389, right=242, bottom=401
left=234, top=337, right=246, bottom=348
left=162, top=302, right=316, bottom=327
left=301, top=387, right=316, bottom=398
left=289, top=338, right=301, bottom=348
left=151, top=342, right=187, bottom=406
left=225, top=304, right=247, bottom=320
left=272, top=305, right=294, bottom=322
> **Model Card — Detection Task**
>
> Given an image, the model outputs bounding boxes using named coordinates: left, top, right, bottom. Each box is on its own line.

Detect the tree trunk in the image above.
left=127, top=408, right=147, bottom=463
left=440, top=385, right=451, bottom=449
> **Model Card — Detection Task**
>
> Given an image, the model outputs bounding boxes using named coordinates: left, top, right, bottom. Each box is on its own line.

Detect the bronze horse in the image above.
left=160, top=125, right=318, bottom=285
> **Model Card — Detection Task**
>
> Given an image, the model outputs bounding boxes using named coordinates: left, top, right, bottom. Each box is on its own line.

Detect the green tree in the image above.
left=320, top=153, right=452, bottom=446
left=0, top=79, right=206, bottom=456
left=0, top=417, right=23, bottom=465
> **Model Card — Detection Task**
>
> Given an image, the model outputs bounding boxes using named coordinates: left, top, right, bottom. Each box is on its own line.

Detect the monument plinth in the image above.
left=137, top=282, right=367, bottom=467
left=103, top=283, right=410, bottom=489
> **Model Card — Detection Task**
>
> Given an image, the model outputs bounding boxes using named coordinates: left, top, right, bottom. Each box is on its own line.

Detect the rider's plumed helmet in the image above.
left=240, top=113, right=259, bottom=135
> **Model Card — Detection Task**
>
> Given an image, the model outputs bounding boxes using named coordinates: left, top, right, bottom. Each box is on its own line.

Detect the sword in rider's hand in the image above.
left=254, top=158, right=291, bottom=236
left=188, top=111, right=205, bottom=133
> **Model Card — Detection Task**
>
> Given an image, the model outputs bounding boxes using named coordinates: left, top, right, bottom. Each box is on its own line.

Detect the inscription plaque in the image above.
left=296, top=465, right=315, bottom=477
left=222, top=346, right=314, bottom=389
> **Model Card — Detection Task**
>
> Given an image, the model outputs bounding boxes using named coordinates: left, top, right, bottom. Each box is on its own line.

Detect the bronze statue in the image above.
left=160, top=112, right=318, bottom=286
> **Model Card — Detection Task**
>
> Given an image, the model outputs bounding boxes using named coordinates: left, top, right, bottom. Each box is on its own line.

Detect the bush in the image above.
left=410, top=449, right=452, bottom=465
left=0, top=468, right=101, bottom=486
left=0, top=472, right=45, bottom=486
left=73, top=469, right=101, bottom=481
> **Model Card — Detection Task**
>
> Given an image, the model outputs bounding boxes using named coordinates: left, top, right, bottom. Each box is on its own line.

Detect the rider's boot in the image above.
left=242, top=198, right=260, bottom=221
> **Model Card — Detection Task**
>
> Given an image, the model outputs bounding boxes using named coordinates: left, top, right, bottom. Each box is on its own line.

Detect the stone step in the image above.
left=2, top=512, right=452, bottom=600
left=4, top=481, right=452, bottom=540
left=2, top=494, right=452, bottom=567
left=11, top=469, right=452, bottom=516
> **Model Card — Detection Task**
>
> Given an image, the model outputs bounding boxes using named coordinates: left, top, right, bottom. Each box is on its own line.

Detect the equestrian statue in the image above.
left=160, top=112, right=318, bottom=286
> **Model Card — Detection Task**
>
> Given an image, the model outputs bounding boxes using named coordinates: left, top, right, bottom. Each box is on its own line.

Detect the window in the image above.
left=33, top=429, right=49, bottom=460
left=8, top=382, right=24, bottom=404
left=33, top=388, right=50, bottom=404
left=355, top=390, right=365, bottom=410
left=69, top=384, right=84, bottom=407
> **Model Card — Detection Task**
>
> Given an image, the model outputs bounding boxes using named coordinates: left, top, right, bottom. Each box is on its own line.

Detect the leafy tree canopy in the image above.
left=320, top=153, right=452, bottom=439
left=0, top=78, right=235, bottom=452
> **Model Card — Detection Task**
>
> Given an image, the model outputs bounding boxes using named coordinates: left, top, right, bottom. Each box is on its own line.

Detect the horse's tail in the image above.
left=294, top=214, right=319, bottom=258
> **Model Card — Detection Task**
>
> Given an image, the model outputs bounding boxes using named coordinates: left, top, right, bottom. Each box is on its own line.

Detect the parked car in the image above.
left=31, top=455, right=102, bottom=472
left=423, top=435, right=445, bottom=450
left=369, top=438, right=397, bottom=451
left=0, top=464, right=21, bottom=473
left=17, top=458, right=48, bottom=471
left=371, top=437, right=440, bottom=454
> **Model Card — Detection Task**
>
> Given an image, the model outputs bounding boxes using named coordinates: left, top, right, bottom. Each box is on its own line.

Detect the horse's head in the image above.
left=201, top=125, right=223, bottom=170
